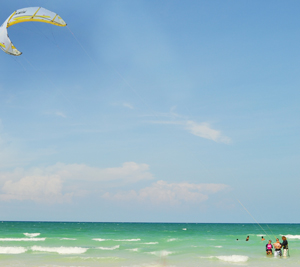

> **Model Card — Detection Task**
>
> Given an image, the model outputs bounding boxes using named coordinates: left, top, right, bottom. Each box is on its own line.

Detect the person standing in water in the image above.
left=246, top=236, right=249, bottom=241
left=273, top=238, right=282, bottom=256
left=266, top=240, right=273, bottom=255
left=281, top=236, right=288, bottom=257
left=261, top=236, right=265, bottom=241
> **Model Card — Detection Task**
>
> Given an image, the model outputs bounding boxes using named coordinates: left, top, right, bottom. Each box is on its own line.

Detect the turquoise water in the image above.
left=0, top=222, right=299, bottom=266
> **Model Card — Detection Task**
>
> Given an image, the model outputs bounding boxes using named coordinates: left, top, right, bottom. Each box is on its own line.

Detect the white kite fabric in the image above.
left=0, top=7, right=66, bottom=56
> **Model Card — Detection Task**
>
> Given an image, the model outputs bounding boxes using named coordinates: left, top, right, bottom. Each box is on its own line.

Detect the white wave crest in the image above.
left=60, top=238, right=76, bottom=240
left=216, top=255, right=249, bottom=262
left=148, top=250, right=174, bottom=257
left=285, top=235, right=300, bottom=239
left=182, top=228, right=187, bottom=231
left=126, top=248, right=139, bottom=252
left=167, top=238, right=178, bottom=242
left=113, top=239, right=141, bottom=242
left=78, top=256, right=122, bottom=261
left=0, top=247, right=27, bottom=254
left=214, top=246, right=223, bottom=248
left=97, top=245, right=120, bottom=250
left=23, top=233, right=40, bottom=237
left=31, top=246, right=88, bottom=254
left=143, top=242, right=158, bottom=245
left=0, top=238, right=45, bottom=241
left=93, top=238, right=110, bottom=242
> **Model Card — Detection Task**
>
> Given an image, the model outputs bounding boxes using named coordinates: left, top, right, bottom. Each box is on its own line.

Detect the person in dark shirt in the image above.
left=281, top=236, right=288, bottom=257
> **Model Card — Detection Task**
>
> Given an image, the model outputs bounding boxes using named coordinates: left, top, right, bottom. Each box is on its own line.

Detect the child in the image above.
left=266, top=240, right=273, bottom=255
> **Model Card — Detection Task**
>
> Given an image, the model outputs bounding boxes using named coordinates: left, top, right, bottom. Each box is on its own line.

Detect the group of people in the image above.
left=265, top=236, right=288, bottom=257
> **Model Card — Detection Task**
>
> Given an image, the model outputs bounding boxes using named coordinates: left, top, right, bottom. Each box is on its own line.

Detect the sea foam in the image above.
left=0, top=238, right=45, bottom=241
left=285, top=235, right=300, bottom=239
left=0, top=247, right=27, bottom=254
left=126, top=248, right=139, bottom=252
left=148, top=250, right=174, bottom=257
left=93, top=238, right=109, bottom=241
left=23, top=233, right=40, bottom=237
left=216, top=255, right=249, bottom=262
left=113, top=239, right=141, bottom=242
left=31, top=246, right=88, bottom=254
left=97, top=245, right=120, bottom=250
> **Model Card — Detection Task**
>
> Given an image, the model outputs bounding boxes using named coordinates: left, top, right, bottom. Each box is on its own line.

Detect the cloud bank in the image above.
left=103, top=180, right=229, bottom=206
left=0, top=162, right=153, bottom=203
left=0, top=162, right=229, bottom=206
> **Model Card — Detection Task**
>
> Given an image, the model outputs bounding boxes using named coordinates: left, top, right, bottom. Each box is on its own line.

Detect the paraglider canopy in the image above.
left=0, top=7, right=66, bottom=56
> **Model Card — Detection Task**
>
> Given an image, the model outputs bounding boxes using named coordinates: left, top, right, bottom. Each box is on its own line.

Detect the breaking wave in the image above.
left=23, top=233, right=40, bottom=237
left=31, top=246, right=88, bottom=254
left=148, top=250, right=174, bottom=257
left=126, top=248, right=139, bottom=252
left=167, top=238, right=178, bottom=242
left=0, top=247, right=27, bottom=254
left=0, top=238, right=45, bottom=241
left=285, top=235, right=300, bottom=239
left=216, top=255, right=249, bottom=262
left=97, top=245, right=120, bottom=250
left=113, top=239, right=141, bottom=242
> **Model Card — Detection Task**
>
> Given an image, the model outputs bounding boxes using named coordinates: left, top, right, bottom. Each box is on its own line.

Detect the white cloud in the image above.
left=0, top=162, right=154, bottom=203
left=44, top=162, right=153, bottom=183
left=123, top=102, right=134, bottom=109
left=185, top=121, right=231, bottom=143
left=102, top=180, right=229, bottom=206
left=55, top=111, right=67, bottom=118
left=150, top=119, right=231, bottom=144
left=0, top=163, right=228, bottom=206
left=0, top=175, right=72, bottom=203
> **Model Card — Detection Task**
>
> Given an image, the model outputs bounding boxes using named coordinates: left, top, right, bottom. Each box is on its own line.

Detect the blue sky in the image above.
left=0, top=0, right=299, bottom=223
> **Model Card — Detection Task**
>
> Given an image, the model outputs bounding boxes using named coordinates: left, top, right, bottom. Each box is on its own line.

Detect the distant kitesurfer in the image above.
left=261, top=236, right=265, bottom=241
left=246, top=236, right=249, bottom=241
left=273, top=238, right=282, bottom=256
left=266, top=240, right=273, bottom=255
left=281, top=236, right=288, bottom=257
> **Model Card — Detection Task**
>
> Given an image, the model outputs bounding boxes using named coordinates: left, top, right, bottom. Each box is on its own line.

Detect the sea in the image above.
left=0, top=222, right=299, bottom=267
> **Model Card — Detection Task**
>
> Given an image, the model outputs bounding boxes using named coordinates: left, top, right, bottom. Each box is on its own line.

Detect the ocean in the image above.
left=0, top=222, right=299, bottom=266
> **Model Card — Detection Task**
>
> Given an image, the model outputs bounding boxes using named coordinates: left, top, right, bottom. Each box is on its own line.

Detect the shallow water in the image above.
left=0, top=222, right=299, bottom=266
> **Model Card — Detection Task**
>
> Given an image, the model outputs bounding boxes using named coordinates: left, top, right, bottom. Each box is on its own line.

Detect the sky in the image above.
left=0, top=0, right=299, bottom=223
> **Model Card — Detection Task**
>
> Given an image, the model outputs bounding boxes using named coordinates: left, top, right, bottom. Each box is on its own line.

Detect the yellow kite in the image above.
left=0, top=7, right=66, bottom=56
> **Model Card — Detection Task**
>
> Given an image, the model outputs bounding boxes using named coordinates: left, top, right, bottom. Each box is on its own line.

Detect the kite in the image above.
left=0, top=7, right=66, bottom=56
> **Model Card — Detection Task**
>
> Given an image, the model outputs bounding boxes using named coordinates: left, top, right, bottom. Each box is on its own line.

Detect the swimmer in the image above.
left=246, top=236, right=249, bottom=241
left=261, top=236, right=265, bottom=241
